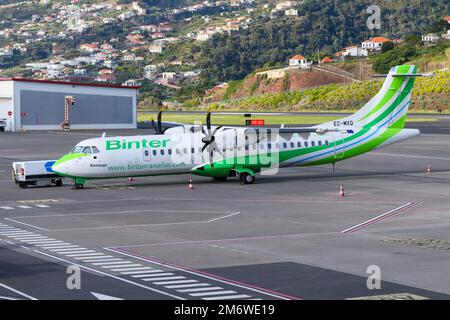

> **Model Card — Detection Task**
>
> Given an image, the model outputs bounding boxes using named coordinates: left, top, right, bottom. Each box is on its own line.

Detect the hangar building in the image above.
left=0, top=78, right=139, bottom=131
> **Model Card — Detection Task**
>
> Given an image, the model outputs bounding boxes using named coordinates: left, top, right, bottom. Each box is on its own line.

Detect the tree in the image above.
left=381, top=41, right=394, bottom=53
left=427, top=19, right=450, bottom=33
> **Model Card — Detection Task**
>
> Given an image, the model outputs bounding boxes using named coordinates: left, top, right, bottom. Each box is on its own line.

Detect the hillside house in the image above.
left=361, top=37, right=391, bottom=52
left=422, top=33, right=441, bottom=45
left=289, top=55, right=309, bottom=68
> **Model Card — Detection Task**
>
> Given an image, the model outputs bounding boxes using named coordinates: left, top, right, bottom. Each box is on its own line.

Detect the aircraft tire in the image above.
left=73, top=183, right=84, bottom=190
left=240, top=172, right=255, bottom=185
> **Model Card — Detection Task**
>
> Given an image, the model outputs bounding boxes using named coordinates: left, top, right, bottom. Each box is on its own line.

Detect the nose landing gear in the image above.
left=73, top=178, right=85, bottom=190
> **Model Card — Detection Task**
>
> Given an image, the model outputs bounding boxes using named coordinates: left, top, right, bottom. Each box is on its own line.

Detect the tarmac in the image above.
left=1, top=122, right=450, bottom=300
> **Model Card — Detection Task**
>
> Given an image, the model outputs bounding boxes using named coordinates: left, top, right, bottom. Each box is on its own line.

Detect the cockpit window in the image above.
left=92, top=146, right=100, bottom=154
left=71, top=146, right=84, bottom=154
left=82, top=147, right=92, bottom=154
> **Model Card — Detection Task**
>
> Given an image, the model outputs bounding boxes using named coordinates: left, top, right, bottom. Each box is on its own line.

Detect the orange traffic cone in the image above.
left=427, top=164, right=432, bottom=174
left=339, top=184, right=345, bottom=197
left=188, top=178, right=193, bottom=190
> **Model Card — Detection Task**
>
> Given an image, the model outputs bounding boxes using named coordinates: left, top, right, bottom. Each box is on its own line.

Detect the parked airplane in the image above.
left=52, top=65, right=422, bottom=189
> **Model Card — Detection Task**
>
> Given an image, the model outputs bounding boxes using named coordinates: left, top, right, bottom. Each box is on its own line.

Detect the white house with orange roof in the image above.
left=361, top=36, right=391, bottom=52
left=289, top=55, right=309, bottom=68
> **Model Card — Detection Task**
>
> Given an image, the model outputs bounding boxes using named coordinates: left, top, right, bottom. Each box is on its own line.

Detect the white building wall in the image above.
left=0, top=80, right=14, bottom=131
left=1, top=80, right=137, bottom=131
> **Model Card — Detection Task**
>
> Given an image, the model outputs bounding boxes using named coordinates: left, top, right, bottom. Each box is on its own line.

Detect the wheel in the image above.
left=240, top=172, right=255, bottom=185
left=55, top=179, right=63, bottom=187
left=18, top=182, right=28, bottom=189
left=73, top=183, right=84, bottom=190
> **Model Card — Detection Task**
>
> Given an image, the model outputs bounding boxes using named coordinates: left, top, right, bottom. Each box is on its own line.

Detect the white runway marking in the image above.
left=92, top=261, right=132, bottom=266
left=204, top=294, right=251, bottom=300
left=137, top=273, right=174, bottom=278
left=131, top=273, right=168, bottom=278
left=74, top=255, right=114, bottom=260
left=189, top=290, right=236, bottom=297
left=115, top=267, right=154, bottom=272
left=158, top=280, right=198, bottom=286
left=178, top=286, right=223, bottom=293
left=108, top=247, right=295, bottom=300
left=0, top=222, right=276, bottom=300
left=165, top=283, right=209, bottom=289
left=144, top=276, right=186, bottom=282
left=51, top=247, right=87, bottom=252
left=122, top=269, right=161, bottom=275
left=84, top=258, right=123, bottom=263
left=0, top=282, right=37, bottom=300
left=341, top=202, right=419, bottom=234
left=32, top=250, right=184, bottom=299
left=104, top=264, right=142, bottom=270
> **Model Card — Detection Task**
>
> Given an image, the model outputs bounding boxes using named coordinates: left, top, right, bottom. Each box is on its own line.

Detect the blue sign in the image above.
left=44, top=161, right=56, bottom=173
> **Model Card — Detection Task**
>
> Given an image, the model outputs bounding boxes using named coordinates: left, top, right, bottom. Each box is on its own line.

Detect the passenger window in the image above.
left=268, top=143, right=272, bottom=149
left=311, top=141, right=315, bottom=147
left=325, top=140, right=329, bottom=145
left=92, top=146, right=100, bottom=153
left=160, top=149, right=165, bottom=155
left=283, top=143, right=287, bottom=149
left=191, top=148, right=195, bottom=154
left=318, top=141, right=322, bottom=146
left=168, top=149, right=172, bottom=155
left=245, top=145, right=249, bottom=151
left=82, top=147, right=92, bottom=154
left=144, top=150, right=149, bottom=156
left=152, top=150, right=157, bottom=156
left=290, top=142, right=295, bottom=148
left=304, top=142, right=308, bottom=147
left=297, top=142, right=301, bottom=148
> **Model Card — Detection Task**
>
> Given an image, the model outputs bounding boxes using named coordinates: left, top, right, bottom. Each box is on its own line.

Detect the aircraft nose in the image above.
left=51, top=162, right=65, bottom=175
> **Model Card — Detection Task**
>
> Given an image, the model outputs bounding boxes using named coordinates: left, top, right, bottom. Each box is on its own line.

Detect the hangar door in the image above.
left=20, top=90, right=133, bottom=126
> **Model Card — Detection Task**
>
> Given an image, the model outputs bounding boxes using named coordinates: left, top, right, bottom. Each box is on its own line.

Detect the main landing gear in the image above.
left=238, top=171, right=255, bottom=185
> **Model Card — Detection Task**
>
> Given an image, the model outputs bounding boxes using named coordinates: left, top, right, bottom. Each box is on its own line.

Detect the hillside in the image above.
left=194, top=69, right=450, bottom=113
left=207, top=67, right=356, bottom=103
left=198, top=0, right=449, bottom=86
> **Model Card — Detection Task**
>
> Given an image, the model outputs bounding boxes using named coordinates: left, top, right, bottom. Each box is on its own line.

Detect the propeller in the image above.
left=201, top=111, right=223, bottom=167
left=152, top=110, right=163, bottom=134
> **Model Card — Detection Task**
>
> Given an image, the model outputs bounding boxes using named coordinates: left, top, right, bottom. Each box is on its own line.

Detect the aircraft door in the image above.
left=333, top=131, right=345, bottom=160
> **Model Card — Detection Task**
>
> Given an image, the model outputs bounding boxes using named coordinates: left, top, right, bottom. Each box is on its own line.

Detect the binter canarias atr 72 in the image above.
left=52, top=65, right=424, bottom=189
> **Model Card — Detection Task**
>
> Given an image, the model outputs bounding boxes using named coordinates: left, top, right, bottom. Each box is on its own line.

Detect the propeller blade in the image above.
left=157, top=110, right=162, bottom=134
left=209, top=149, right=214, bottom=168
left=206, top=111, right=212, bottom=134
left=211, top=142, right=223, bottom=156
left=201, top=142, right=210, bottom=152
left=212, top=125, right=223, bottom=136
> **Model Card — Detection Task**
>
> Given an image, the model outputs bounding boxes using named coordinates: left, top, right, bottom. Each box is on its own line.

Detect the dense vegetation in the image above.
left=198, top=0, right=449, bottom=86
left=193, top=70, right=450, bottom=113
